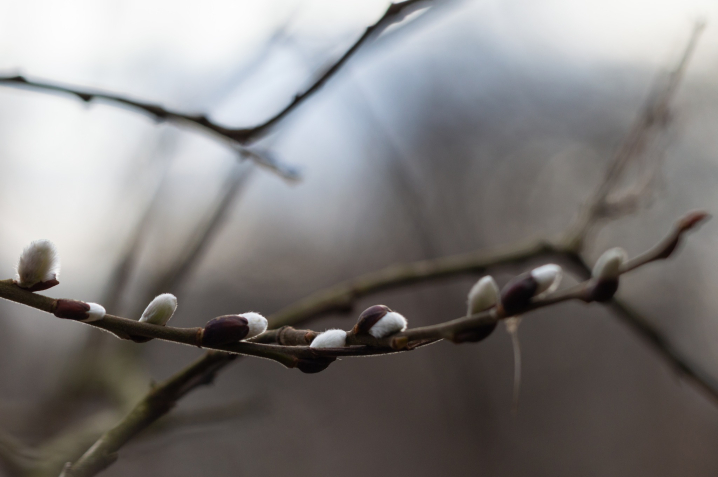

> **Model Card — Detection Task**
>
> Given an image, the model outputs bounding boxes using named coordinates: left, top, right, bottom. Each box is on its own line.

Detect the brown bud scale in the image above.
left=500, top=274, right=538, bottom=316
left=22, top=278, right=60, bottom=292
left=53, top=299, right=90, bottom=320
left=354, top=305, right=391, bottom=334
left=202, top=315, right=250, bottom=347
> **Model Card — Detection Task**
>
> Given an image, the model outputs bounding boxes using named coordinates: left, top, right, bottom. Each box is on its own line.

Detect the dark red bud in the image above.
left=353, top=305, right=391, bottom=334
left=451, top=322, right=498, bottom=344
left=296, top=357, right=336, bottom=374
left=22, top=278, right=60, bottom=292
left=587, top=278, right=619, bottom=303
left=500, top=274, right=538, bottom=316
left=53, top=299, right=90, bottom=320
left=201, top=315, right=250, bottom=347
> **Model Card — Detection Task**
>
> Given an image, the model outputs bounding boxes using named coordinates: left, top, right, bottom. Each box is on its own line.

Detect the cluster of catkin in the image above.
left=12, top=239, right=627, bottom=358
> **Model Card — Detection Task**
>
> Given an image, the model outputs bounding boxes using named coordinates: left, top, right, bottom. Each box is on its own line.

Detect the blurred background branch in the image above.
left=0, top=0, right=433, bottom=180
left=0, top=1, right=716, bottom=476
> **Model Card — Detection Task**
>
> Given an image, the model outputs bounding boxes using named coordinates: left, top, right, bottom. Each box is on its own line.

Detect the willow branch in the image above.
left=268, top=238, right=553, bottom=328
left=62, top=351, right=233, bottom=477
left=42, top=211, right=706, bottom=477
left=0, top=0, right=431, bottom=179
left=564, top=21, right=705, bottom=251
left=142, top=397, right=264, bottom=437
left=0, top=212, right=706, bottom=371
left=143, top=163, right=254, bottom=304
left=559, top=247, right=718, bottom=405
left=606, top=297, right=718, bottom=404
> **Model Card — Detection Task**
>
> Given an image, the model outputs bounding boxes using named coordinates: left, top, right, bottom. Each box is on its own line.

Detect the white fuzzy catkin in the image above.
left=139, top=293, right=178, bottom=326
left=15, top=239, right=60, bottom=288
left=592, top=247, right=628, bottom=280
left=369, top=311, right=407, bottom=338
left=83, top=303, right=106, bottom=322
left=310, top=329, right=347, bottom=348
left=467, top=276, right=499, bottom=316
left=242, top=312, right=268, bottom=338
left=531, top=264, right=562, bottom=297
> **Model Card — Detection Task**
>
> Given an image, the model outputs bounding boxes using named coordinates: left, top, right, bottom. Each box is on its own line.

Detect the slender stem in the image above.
left=269, top=238, right=553, bottom=328
left=144, top=163, right=254, bottom=302
left=0, top=0, right=432, bottom=179
left=562, top=250, right=718, bottom=406
left=563, top=21, right=705, bottom=251
left=64, top=352, right=233, bottom=477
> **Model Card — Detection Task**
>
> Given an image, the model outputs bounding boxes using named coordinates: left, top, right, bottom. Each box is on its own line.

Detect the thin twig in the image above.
left=564, top=21, right=705, bottom=251
left=0, top=0, right=433, bottom=180
left=268, top=238, right=553, bottom=328
left=142, top=397, right=264, bottom=437
left=143, top=163, right=255, bottom=302
left=561, top=252, right=718, bottom=407
left=63, top=352, right=233, bottom=477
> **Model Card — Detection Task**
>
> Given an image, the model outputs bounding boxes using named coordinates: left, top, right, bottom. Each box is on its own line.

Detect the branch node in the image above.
left=391, top=336, right=409, bottom=350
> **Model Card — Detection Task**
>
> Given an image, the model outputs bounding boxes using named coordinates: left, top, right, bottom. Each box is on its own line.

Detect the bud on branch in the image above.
left=500, top=264, right=562, bottom=316
left=15, top=239, right=60, bottom=291
left=310, top=329, right=347, bottom=348
left=131, top=293, right=178, bottom=342
left=140, top=293, right=178, bottom=326
left=200, top=312, right=267, bottom=347
left=587, top=247, right=627, bottom=302
left=242, top=312, right=268, bottom=338
left=54, top=299, right=106, bottom=322
left=201, top=315, right=249, bottom=347
left=453, top=276, right=499, bottom=343
left=353, top=305, right=407, bottom=338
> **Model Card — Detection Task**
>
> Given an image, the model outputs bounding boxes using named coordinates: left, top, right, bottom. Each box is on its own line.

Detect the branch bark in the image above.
left=62, top=352, right=233, bottom=477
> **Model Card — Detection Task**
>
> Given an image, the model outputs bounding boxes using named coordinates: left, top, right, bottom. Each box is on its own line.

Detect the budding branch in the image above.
left=0, top=212, right=706, bottom=374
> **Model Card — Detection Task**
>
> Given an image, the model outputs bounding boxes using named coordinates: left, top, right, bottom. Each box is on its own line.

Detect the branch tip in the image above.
left=678, top=210, right=710, bottom=232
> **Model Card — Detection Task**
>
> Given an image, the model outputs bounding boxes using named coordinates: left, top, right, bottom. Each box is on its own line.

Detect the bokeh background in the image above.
left=2, top=0, right=718, bottom=475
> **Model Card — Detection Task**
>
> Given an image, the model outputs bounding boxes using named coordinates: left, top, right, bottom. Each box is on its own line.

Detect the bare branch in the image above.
left=0, top=0, right=433, bottom=180
left=564, top=21, right=705, bottom=251
left=143, top=163, right=254, bottom=302
left=562, top=251, right=718, bottom=406
left=142, top=397, right=264, bottom=437
left=64, top=352, right=233, bottom=477
left=269, top=238, right=553, bottom=328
